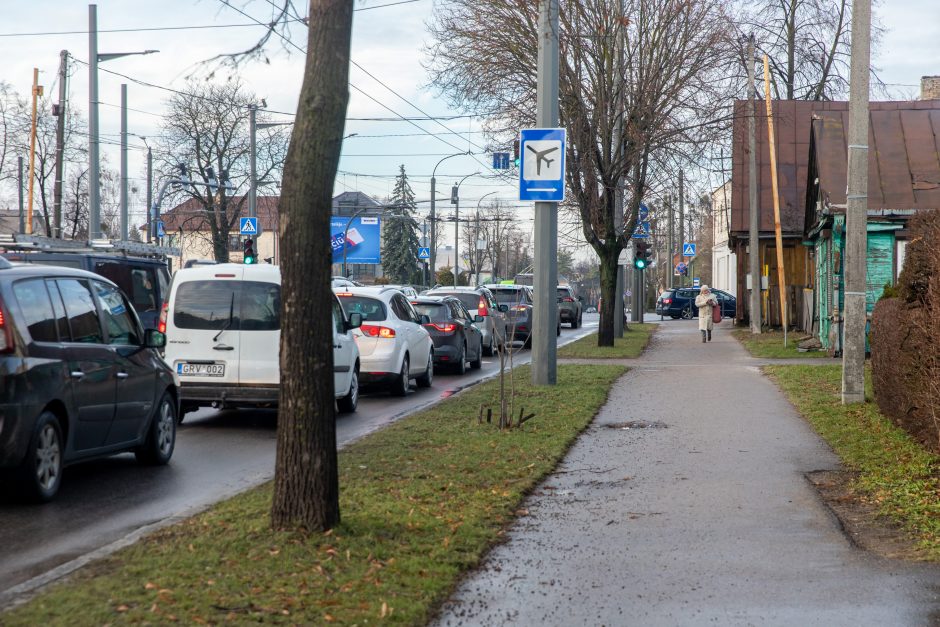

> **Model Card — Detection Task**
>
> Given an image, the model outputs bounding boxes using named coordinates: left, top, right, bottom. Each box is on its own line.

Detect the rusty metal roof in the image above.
left=730, top=99, right=940, bottom=238
left=809, top=106, right=940, bottom=212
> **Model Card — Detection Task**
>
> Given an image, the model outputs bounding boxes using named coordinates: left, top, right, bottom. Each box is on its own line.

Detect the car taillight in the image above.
left=360, top=324, right=396, bottom=338
left=0, top=301, right=12, bottom=353
left=427, top=323, right=456, bottom=333
left=158, top=301, right=168, bottom=334
left=663, top=298, right=672, bottom=305
left=477, top=297, right=488, bottom=317
left=512, top=305, right=527, bottom=312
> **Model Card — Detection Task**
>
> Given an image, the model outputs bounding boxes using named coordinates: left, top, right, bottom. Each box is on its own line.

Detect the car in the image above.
left=383, top=284, right=419, bottom=299
left=485, top=284, right=561, bottom=346
left=332, top=276, right=362, bottom=289
left=335, top=286, right=434, bottom=395
left=0, top=257, right=177, bottom=502
left=557, top=285, right=584, bottom=328
left=1, top=251, right=170, bottom=330
left=423, top=286, right=507, bottom=355
left=655, top=287, right=736, bottom=319
left=410, top=296, right=484, bottom=374
left=162, top=264, right=363, bottom=416
left=585, top=306, right=597, bottom=313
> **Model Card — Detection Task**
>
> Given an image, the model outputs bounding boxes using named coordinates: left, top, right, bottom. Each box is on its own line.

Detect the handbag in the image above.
left=711, top=301, right=722, bottom=324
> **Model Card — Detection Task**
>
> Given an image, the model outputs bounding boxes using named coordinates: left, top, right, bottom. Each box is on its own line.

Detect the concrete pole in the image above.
left=17, top=156, right=24, bottom=233
left=429, top=176, right=437, bottom=281
left=53, top=50, right=68, bottom=239
left=678, top=171, right=684, bottom=285
left=841, top=0, right=871, bottom=405
left=668, top=195, right=674, bottom=288
left=249, top=105, right=257, bottom=218
left=747, top=34, right=762, bottom=334
left=145, top=145, right=152, bottom=243
left=88, top=4, right=101, bottom=239
left=120, top=83, right=128, bottom=240
left=532, top=0, right=559, bottom=386
left=454, top=193, right=460, bottom=287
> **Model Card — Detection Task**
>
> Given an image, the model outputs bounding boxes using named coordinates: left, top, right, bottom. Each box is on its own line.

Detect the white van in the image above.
left=162, top=264, right=360, bottom=417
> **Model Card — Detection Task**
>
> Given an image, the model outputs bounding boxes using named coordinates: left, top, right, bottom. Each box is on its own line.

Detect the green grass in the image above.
left=765, top=364, right=940, bottom=557
left=557, top=324, right=655, bottom=359
left=732, top=328, right=831, bottom=359
left=3, top=363, right=626, bottom=626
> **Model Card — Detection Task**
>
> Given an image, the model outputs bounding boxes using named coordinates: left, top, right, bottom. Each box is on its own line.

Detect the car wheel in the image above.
left=136, top=391, right=177, bottom=466
left=455, top=342, right=467, bottom=375
left=483, top=333, right=494, bottom=357
left=681, top=307, right=694, bottom=320
left=416, top=351, right=433, bottom=388
left=338, top=366, right=359, bottom=413
left=571, top=314, right=579, bottom=329
left=391, top=355, right=410, bottom=397
left=17, top=411, right=63, bottom=503
left=470, top=339, right=483, bottom=369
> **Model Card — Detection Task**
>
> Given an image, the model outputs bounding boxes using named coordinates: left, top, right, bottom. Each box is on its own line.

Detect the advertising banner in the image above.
left=330, top=216, right=381, bottom=264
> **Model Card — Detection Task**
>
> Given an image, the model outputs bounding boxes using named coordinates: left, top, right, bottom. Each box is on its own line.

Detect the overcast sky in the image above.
left=2, top=0, right=938, bottom=249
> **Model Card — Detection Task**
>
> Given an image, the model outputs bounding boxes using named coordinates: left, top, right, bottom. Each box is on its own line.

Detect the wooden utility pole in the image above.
left=763, top=55, right=788, bottom=345
left=53, top=50, right=68, bottom=238
left=747, top=34, right=761, bottom=334
left=26, top=68, right=43, bottom=236
left=841, top=0, right=871, bottom=404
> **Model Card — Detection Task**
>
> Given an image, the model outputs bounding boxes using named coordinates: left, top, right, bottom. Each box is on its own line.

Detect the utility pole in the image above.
left=53, top=50, right=68, bottom=239
left=142, top=138, right=152, bottom=243
left=26, top=68, right=42, bottom=236
left=763, top=55, right=788, bottom=344
left=532, top=0, right=559, bottom=386
left=249, top=104, right=257, bottom=219
left=678, top=170, right=684, bottom=285
left=430, top=152, right=467, bottom=284
left=841, top=0, right=871, bottom=404
left=668, top=195, right=674, bottom=288
left=747, top=34, right=762, bottom=334
left=120, top=83, right=128, bottom=240
left=18, top=156, right=24, bottom=233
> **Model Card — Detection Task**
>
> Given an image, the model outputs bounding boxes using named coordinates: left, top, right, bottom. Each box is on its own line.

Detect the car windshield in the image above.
left=336, top=295, right=387, bottom=321
left=430, top=291, right=479, bottom=311
left=492, top=289, right=529, bottom=305
left=557, top=288, right=572, bottom=299
left=412, top=303, right=449, bottom=323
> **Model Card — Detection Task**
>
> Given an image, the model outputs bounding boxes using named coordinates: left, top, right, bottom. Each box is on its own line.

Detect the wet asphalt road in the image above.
left=434, top=319, right=940, bottom=626
left=0, top=314, right=599, bottom=598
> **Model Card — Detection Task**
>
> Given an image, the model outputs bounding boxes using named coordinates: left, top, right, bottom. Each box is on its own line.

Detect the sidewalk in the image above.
left=434, top=321, right=940, bottom=626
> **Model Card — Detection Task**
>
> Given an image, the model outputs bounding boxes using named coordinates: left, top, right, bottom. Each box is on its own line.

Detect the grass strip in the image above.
left=732, top=328, right=830, bottom=359
left=765, top=364, right=940, bottom=558
left=557, top=323, right=655, bottom=359
left=4, top=363, right=625, bottom=626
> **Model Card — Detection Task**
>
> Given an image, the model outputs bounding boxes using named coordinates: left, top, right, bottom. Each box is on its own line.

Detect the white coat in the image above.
left=695, top=292, right=718, bottom=331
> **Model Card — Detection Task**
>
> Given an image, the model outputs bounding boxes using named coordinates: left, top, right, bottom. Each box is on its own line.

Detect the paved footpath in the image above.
left=434, top=320, right=940, bottom=626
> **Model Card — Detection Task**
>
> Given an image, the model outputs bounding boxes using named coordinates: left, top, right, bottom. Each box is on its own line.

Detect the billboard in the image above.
left=330, top=216, right=381, bottom=264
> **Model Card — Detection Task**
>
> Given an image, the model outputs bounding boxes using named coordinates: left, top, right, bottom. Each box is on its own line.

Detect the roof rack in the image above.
left=0, top=233, right=180, bottom=258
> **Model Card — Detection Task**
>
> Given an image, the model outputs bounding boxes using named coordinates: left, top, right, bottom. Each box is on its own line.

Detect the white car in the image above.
left=161, top=264, right=361, bottom=416
left=334, top=286, right=434, bottom=396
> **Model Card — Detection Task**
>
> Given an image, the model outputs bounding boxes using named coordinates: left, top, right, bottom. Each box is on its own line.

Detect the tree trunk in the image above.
left=270, top=0, right=353, bottom=532
left=597, top=247, right=619, bottom=346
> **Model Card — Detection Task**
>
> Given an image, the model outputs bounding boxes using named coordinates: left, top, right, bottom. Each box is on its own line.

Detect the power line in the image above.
left=0, top=21, right=305, bottom=38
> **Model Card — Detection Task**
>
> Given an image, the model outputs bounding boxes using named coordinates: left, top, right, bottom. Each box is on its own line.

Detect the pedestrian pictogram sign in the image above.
left=682, top=242, right=696, bottom=257
left=240, top=217, right=259, bottom=235
left=417, top=247, right=430, bottom=260
left=632, top=221, right=652, bottom=239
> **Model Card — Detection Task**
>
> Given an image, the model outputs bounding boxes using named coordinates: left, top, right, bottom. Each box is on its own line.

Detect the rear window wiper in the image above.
left=213, top=292, right=235, bottom=341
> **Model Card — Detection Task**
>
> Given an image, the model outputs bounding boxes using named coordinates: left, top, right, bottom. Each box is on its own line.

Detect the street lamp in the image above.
left=137, top=135, right=152, bottom=243
left=430, top=152, right=469, bottom=282
left=88, top=4, right=158, bottom=239
left=451, top=171, right=480, bottom=287
left=249, top=104, right=293, bottom=218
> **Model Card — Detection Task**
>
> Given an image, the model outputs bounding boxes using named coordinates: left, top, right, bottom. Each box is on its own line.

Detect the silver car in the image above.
left=424, top=286, right=507, bottom=355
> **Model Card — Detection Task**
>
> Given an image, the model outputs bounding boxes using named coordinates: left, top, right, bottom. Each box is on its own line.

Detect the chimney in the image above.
left=921, top=76, right=940, bottom=100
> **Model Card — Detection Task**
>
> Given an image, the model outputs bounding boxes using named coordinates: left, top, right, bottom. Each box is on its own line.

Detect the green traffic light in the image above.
left=244, top=255, right=255, bottom=265
left=634, top=258, right=647, bottom=270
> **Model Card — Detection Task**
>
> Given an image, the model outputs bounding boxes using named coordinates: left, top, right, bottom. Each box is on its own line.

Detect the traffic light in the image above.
left=243, top=237, right=256, bottom=265
left=512, top=138, right=520, bottom=167
left=634, top=240, right=650, bottom=270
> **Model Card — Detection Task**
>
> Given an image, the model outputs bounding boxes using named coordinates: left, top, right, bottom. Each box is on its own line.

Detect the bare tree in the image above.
left=480, top=200, right=516, bottom=280
left=157, top=80, right=288, bottom=262
left=427, top=0, right=734, bottom=344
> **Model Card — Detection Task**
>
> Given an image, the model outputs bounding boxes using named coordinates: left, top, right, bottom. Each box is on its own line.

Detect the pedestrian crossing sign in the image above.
left=240, top=217, right=259, bottom=235
left=682, top=242, right=696, bottom=257
left=417, top=247, right=431, bottom=260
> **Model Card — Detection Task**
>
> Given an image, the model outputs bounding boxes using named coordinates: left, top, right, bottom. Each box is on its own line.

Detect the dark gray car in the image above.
left=0, top=259, right=177, bottom=502
left=486, top=285, right=561, bottom=346
left=424, top=286, right=506, bottom=355
left=557, top=285, right=583, bottom=328
left=410, top=296, right=484, bottom=374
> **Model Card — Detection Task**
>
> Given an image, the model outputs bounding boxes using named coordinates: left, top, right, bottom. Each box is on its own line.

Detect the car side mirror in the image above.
left=419, top=314, right=431, bottom=324
left=144, top=329, right=166, bottom=349
left=474, top=314, right=485, bottom=323
left=498, top=304, right=509, bottom=313
left=346, top=312, right=362, bottom=330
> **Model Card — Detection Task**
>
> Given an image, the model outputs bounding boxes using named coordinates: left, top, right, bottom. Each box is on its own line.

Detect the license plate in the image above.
left=177, top=362, right=225, bottom=377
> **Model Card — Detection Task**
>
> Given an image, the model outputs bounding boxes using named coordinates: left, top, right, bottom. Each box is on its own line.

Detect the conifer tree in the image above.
left=382, top=164, right=421, bottom=284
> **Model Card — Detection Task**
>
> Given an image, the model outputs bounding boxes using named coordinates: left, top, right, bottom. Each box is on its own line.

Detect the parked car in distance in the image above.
left=164, top=265, right=362, bottom=416
left=585, top=306, right=597, bottom=313
left=485, top=284, right=561, bottom=346
left=1, top=251, right=170, bottom=330
left=335, top=286, right=434, bottom=396
left=332, top=276, right=362, bottom=289
left=424, top=285, right=506, bottom=355
left=557, top=285, right=584, bottom=328
left=655, top=287, right=736, bottom=319
left=0, top=257, right=177, bottom=502
left=383, top=284, right=419, bottom=299
left=410, top=296, right=484, bottom=374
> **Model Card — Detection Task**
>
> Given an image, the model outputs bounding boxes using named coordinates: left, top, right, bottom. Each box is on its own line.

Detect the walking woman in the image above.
left=695, top=285, right=719, bottom=343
